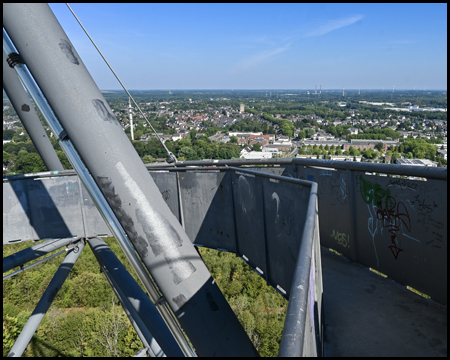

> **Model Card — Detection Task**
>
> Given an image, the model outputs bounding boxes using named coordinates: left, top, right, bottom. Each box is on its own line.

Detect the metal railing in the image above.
left=4, top=162, right=322, bottom=356
left=156, top=158, right=446, bottom=305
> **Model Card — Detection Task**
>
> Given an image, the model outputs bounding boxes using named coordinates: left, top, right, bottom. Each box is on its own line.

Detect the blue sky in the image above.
left=49, top=3, right=447, bottom=90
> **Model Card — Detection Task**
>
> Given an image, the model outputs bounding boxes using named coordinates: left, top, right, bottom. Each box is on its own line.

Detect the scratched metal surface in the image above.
left=28, top=176, right=84, bottom=240
left=178, top=171, right=237, bottom=252
left=261, top=176, right=310, bottom=297
left=295, top=165, right=353, bottom=260
left=149, top=171, right=180, bottom=222
left=78, top=179, right=113, bottom=238
left=231, top=172, right=267, bottom=277
left=2, top=173, right=180, bottom=244
left=3, top=178, right=33, bottom=243
left=3, top=177, right=84, bottom=243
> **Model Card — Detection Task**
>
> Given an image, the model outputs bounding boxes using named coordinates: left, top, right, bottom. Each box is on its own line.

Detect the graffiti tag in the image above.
left=360, top=175, right=412, bottom=262
left=331, top=230, right=350, bottom=249
left=319, top=175, right=348, bottom=205
left=387, top=178, right=418, bottom=191
left=410, top=195, right=438, bottom=214
left=161, top=189, right=171, bottom=201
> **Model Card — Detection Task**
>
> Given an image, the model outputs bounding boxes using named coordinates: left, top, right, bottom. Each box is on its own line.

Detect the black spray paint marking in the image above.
left=21, top=104, right=30, bottom=112
left=172, top=294, right=187, bottom=309
left=92, top=99, right=117, bottom=124
left=97, top=176, right=148, bottom=257
left=116, top=162, right=196, bottom=285
left=135, top=200, right=196, bottom=285
left=58, top=39, right=79, bottom=65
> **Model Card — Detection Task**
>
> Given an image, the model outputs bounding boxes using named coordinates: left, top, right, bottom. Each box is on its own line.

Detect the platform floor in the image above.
left=321, top=246, right=447, bottom=357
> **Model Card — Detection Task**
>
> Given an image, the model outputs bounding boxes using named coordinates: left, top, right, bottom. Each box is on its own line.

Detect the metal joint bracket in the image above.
left=168, top=152, right=177, bottom=163
left=57, top=130, right=69, bottom=142
left=155, top=296, right=167, bottom=306
left=65, top=239, right=84, bottom=252
left=6, top=52, right=24, bottom=68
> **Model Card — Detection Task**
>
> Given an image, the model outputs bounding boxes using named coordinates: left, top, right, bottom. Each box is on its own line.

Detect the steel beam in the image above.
left=3, top=249, right=66, bottom=281
left=99, top=264, right=160, bottom=358
left=88, top=237, right=180, bottom=357
left=7, top=240, right=85, bottom=357
left=3, top=4, right=257, bottom=356
left=3, top=237, right=80, bottom=273
left=3, top=29, right=194, bottom=356
left=3, top=49, right=63, bottom=171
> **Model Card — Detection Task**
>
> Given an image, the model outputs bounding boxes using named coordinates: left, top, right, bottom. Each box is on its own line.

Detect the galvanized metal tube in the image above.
left=150, top=157, right=294, bottom=168
left=3, top=237, right=79, bottom=273
left=88, top=237, right=181, bottom=356
left=279, top=183, right=319, bottom=356
left=3, top=27, right=195, bottom=357
left=7, top=240, right=85, bottom=357
left=3, top=249, right=66, bottom=281
left=88, top=238, right=166, bottom=357
left=100, top=268, right=159, bottom=358
left=148, top=158, right=447, bottom=181
left=2, top=169, right=77, bottom=182
left=4, top=4, right=257, bottom=356
left=292, top=157, right=447, bottom=180
left=3, top=49, right=64, bottom=171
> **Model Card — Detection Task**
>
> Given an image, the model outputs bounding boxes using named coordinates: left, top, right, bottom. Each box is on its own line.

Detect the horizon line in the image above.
left=99, top=88, right=447, bottom=92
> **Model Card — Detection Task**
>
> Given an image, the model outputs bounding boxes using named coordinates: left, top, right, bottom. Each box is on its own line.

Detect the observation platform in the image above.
left=322, top=246, right=447, bottom=357
left=3, top=158, right=447, bottom=356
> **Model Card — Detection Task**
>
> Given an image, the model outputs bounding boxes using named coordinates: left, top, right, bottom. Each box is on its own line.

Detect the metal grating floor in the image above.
left=321, top=246, right=447, bottom=357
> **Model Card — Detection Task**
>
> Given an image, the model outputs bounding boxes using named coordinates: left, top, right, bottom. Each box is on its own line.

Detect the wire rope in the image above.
left=65, top=3, right=177, bottom=162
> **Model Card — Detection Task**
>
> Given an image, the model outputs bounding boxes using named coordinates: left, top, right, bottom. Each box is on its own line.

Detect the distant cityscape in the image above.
left=3, top=89, right=447, bottom=174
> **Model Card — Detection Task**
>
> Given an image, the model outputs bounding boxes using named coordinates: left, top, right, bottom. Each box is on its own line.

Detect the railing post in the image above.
left=347, top=169, right=358, bottom=261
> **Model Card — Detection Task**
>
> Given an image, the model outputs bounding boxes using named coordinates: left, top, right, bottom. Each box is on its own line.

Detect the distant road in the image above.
left=289, top=145, right=298, bottom=157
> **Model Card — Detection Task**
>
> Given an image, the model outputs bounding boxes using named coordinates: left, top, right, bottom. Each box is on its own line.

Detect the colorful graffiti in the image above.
left=359, top=175, right=412, bottom=263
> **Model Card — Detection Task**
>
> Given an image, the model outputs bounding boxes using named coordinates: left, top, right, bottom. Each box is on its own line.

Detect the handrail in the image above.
left=144, top=157, right=447, bottom=180
left=4, top=157, right=446, bottom=182
left=279, top=182, right=318, bottom=356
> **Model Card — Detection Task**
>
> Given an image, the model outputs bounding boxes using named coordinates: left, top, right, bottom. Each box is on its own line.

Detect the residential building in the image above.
left=396, top=159, right=437, bottom=167
left=343, top=139, right=399, bottom=152
left=241, top=151, right=273, bottom=160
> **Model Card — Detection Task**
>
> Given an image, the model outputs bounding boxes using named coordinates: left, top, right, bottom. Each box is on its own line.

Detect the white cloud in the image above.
left=304, top=15, right=364, bottom=38
left=230, top=43, right=291, bottom=73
